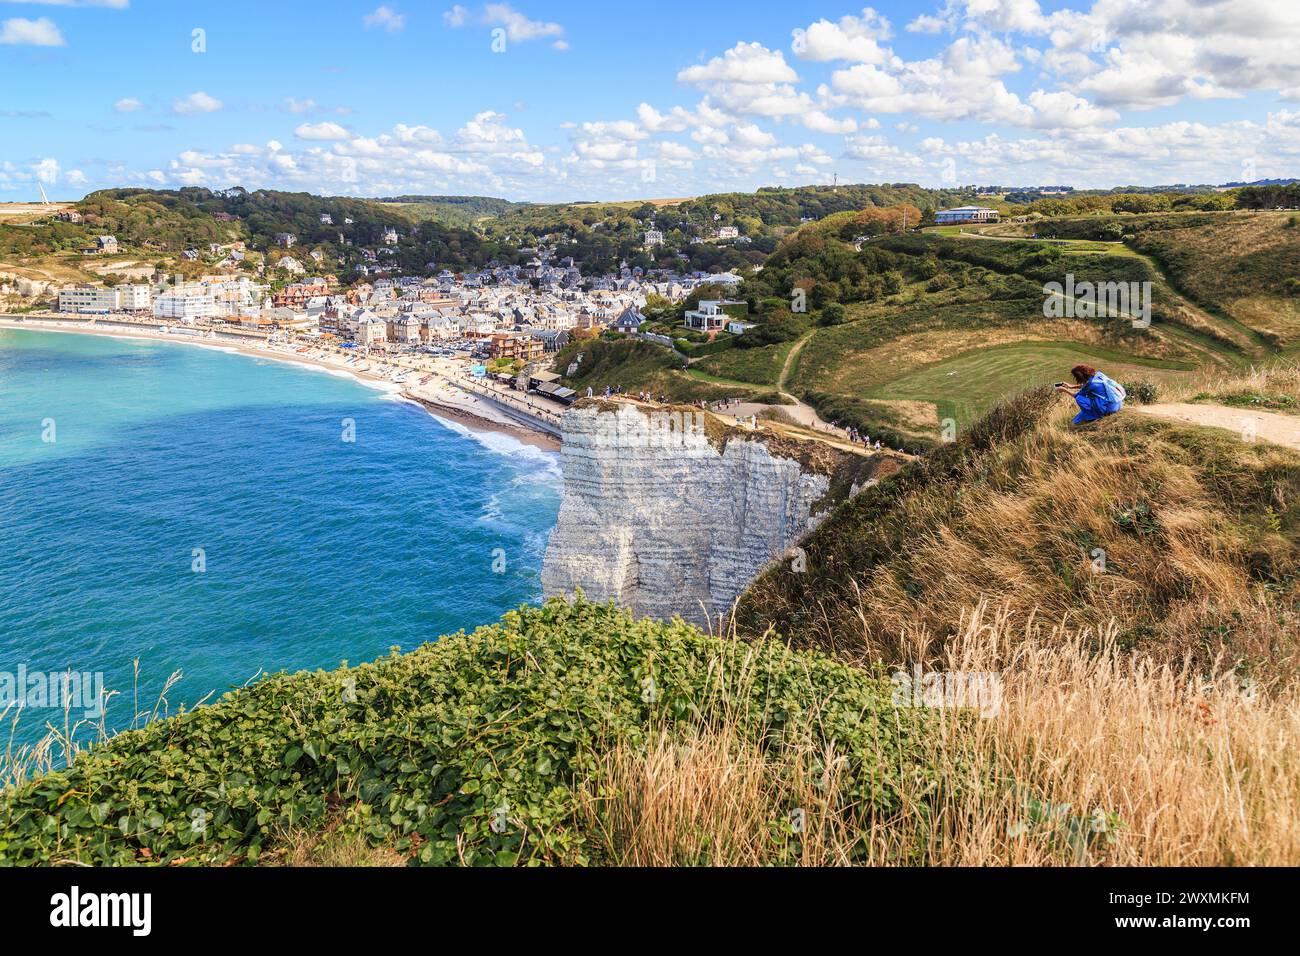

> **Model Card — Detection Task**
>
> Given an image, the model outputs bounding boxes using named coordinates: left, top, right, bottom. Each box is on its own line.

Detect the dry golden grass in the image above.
left=739, top=394, right=1299, bottom=673
left=1175, top=360, right=1300, bottom=411
left=586, top=603, right=1300, bottom=866
left=865, top=603, right=1300, bottom=865
left=578, top=725, right=857, bottom=866
left=266, top=819, right=407, bottom=868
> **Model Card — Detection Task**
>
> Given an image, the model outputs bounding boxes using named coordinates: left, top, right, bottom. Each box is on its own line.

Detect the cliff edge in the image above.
left=541, top=400, right=898, bottom=624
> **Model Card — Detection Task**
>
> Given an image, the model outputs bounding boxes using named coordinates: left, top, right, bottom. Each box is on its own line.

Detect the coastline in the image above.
left=0, top=315, right=561, bottom=452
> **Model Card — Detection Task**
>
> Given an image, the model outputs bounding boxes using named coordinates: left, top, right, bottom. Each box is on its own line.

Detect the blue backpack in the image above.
left=1093, top=372, right=1126, bottom=412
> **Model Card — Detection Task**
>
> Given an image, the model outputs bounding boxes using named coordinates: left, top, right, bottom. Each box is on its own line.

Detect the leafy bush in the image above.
left=0, top=599, right=944, bottom=866
left=819, top=303, right=847, bottom=326
left=1121, top=380, right=1159, bottom=405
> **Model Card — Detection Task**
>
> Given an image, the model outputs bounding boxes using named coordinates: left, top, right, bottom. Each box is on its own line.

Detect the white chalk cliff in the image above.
left=541, top=402, right=858, bottom=625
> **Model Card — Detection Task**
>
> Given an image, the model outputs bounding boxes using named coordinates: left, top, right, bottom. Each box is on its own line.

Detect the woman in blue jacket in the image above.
left=1056, top=364, right=1126, bottom=424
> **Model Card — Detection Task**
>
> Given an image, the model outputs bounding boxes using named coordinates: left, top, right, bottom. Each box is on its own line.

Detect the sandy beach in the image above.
left=0, top=315, right=562, bottom=452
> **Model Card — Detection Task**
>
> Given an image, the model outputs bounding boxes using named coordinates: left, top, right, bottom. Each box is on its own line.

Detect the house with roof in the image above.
left=684, top=299, right=748, bottom=333
left=610, top=306, right=646, bottom=335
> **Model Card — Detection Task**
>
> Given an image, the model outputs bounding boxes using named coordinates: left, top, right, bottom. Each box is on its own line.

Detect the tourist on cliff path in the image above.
left=1056, top=365, right=1126, bottom=424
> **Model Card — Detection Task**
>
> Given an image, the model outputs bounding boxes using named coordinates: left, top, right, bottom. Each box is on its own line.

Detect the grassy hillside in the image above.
left=376, top=195, right=524, bottom=227
left=1026, top=210, right=1300, bottom=349
left=0, top=187, right=519, bottom=287
left=552, top=337, right=786, bottom=405
left=735, top=384, right=1300, bottom=675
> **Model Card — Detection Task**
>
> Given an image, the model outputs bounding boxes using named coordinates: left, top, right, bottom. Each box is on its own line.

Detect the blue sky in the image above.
left=1, top=0, right=1298, bottom=201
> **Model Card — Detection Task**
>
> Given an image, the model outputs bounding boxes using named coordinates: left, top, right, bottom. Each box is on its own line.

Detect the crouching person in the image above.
left=1056, top=364, right=1126, bottom=424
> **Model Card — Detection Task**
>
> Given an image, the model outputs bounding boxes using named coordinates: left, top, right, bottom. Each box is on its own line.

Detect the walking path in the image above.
left=1134, top=402, right=1300, bottom=450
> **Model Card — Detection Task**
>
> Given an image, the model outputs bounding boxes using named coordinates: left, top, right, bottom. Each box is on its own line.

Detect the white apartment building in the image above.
left=117, top=284, right=152, bottom=311
left=356, top=316, right=388, bottom=346
left=644, top=229, right=664, bottom=249
left=59, top=284, right=151, bottom=314
left=59, top=286, right=120, bottom=314
left=154, top=289, right=218, bottom=322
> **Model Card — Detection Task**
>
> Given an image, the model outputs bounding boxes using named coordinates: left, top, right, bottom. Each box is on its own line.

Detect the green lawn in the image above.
left=693, top=339, right=795, bottom=387
left=865, top=340, right=1196, bottom=427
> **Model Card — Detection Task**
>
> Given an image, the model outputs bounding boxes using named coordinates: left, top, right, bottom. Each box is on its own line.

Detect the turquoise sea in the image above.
left=0, top=328, right=561, bottom=748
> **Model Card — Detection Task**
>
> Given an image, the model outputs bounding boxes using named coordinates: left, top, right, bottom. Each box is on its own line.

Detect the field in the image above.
left=1028, top=211, right=1300, bottom=349
left=693, top=339, right=798, bottom=387
left=0, top=202, right=73, bottom=224
left=864, top=340, right=1196, bottom=427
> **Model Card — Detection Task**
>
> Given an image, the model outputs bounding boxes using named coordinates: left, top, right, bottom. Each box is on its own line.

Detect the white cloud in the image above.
left=1026, top=89, right=1118, bottom=128
left=363, top=5, right=405, bottom=33
left=173, top=91, right=223, bottom=115
left=113, top=97, right=143, bottom=113
left=658, top=141, right=697, bottom=162
left=906, top=14, right=949, bottom=34
left=442, top=4, right=468, bottom=27
left=800, top=110, right=859, bottom=134
left=0, top=17, right=65, bottom=46
left=794, top=8, right=894, bottom=64
left=636, top=103, right=692, bottom=134
left=31, top=157, right=59, bottom=184
left=483, top=3, right=564, bottom=43
left=679, top=42, right=799, bottom=86
left=580, top=119, right=648, bottom=141
left=295, top=121, right=351, bottom=141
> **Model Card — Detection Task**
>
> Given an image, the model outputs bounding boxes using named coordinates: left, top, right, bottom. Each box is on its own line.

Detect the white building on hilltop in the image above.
left=934, top=206, right=1000, bottom=224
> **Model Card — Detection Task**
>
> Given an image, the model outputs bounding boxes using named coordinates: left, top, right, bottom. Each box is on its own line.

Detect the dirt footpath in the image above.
left=1134, top=402, right=1300, bottom=450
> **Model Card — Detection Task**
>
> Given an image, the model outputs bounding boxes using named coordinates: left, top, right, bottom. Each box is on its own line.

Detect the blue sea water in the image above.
left=0, top=328, right=561, bottom=748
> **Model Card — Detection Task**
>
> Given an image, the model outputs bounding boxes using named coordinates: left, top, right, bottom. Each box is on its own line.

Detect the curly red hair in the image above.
left=1071, top=364, right=1097, bottom=384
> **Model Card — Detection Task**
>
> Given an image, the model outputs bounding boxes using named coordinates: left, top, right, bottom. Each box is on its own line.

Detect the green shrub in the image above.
left=819, top=303, right=847, bottom=326
left=0, top=599, right=945, bottom=867
left=1122, top=380, right=1159, bottom=405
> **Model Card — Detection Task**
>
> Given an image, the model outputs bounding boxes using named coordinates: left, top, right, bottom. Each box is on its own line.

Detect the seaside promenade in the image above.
left=0, top=312, right=567, bottom=446
left=1, top=313, right=880, bottom=457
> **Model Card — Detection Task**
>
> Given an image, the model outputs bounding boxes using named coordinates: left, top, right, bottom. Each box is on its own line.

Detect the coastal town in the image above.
left=0, top=233, right=788, bottom=446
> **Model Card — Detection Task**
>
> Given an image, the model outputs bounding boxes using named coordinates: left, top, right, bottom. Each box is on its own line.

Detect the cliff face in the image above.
left=541, top=401, right=892, bottom=625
